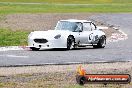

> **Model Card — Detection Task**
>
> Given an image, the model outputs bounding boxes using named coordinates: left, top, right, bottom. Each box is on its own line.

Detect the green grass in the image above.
left=0, top=0, right=112, bottom=3
left=0, top=82, right=17, bottom=88
left=0, top=3, right=132, bottom=15
left=0, top=0, right=131, bottom=14
left=0, top=28, right=29, bottom=46
left=0, top=83, right=4, bottom=87
left=0, top=0, right=132, bottom=4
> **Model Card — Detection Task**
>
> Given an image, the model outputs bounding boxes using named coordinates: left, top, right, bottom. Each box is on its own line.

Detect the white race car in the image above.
left=28, top=19, right=106, bottom=51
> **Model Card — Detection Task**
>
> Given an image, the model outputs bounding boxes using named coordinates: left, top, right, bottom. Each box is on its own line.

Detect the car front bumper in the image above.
left=28, top=38, right=67, bottom=49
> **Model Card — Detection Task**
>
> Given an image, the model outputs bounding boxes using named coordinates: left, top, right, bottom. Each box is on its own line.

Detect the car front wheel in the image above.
left=67, top=36, right=75, bottom=50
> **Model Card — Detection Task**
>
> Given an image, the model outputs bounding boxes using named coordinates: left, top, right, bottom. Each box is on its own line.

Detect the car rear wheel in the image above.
left=93, top=35, right=106, bottom=48
left=67, top=36, right=75, bottom=50
left=30, top=47, right=40, bottom=51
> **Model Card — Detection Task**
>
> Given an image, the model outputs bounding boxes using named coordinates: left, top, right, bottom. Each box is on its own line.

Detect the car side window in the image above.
left=91, top=23, right=96, bottom=30
left=83, top=23, right=91, bottom=31
left=75, top=23, right=82, bottom=32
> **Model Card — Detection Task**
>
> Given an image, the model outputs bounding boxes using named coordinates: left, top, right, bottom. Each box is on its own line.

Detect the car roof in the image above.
left=60, top=19, right=92, bottom=23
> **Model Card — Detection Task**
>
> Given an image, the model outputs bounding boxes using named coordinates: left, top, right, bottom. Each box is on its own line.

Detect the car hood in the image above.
left=29, top=30, right=71, bottom=39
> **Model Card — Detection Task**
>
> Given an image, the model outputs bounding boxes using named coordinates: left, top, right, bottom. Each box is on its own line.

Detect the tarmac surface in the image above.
left=0, top=13, right=132, bottom=66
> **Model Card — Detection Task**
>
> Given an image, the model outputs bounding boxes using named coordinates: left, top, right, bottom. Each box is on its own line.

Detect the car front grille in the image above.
left=34, top=39, right=48, bottom=43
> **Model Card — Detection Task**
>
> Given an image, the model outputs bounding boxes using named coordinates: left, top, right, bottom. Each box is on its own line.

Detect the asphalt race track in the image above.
left=0, top=13, right=132, bottom=66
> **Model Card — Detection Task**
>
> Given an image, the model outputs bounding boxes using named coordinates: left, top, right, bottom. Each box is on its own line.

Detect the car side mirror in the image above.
left=79, top=29, right=82, bottom=32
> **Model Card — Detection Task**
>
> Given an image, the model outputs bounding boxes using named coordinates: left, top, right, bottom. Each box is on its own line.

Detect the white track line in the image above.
left=0, top=46, right=30, bottom=51
left=7, top=55, right=29, bottom=58
left=0, top=54, right=29, bottom=58
left=0, top=46, right=22, bottom=51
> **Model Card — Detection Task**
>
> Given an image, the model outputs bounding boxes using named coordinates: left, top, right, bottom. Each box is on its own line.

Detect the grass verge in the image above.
left=0, top=28, right=29, bottom=46
left=0, top=62, right=131, bottom=88
left=0, top=3, right=132, bottom=14
left=0, top=72, right=131, bottom=88
left=0, top=0, right=132, bottom=4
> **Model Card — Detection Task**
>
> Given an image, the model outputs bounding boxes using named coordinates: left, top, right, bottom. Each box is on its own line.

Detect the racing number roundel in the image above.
left=89, top=33, right=93, bottom=40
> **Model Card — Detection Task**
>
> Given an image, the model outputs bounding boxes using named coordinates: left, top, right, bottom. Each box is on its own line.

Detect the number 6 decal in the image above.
left=89, top=33, right=93, bottom=40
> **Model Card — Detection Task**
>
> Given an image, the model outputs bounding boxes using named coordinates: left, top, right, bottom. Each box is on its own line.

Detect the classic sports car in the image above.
left=28, top=19, right=106, bottom=51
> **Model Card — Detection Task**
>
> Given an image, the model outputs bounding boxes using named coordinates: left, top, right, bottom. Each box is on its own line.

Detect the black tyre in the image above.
left=67, top=36, right=75, bottom=50
left=93, top=35, right=106, bottom=48
left=76, top=75, right=86, bottom=85
left=30, top=47, right=40, bottom=51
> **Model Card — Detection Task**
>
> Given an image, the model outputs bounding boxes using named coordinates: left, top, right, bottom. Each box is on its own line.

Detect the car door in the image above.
left=72, top=22, right=83, bottom=44
left=89, top=22, right=98, bottom=43
left=79, top=22, right=97, bottom=44
left=79, top=22, right=92, bottom=44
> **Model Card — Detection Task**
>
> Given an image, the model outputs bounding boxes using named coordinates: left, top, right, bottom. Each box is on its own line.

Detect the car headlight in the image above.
left=54, top=34, right=61, bottom=39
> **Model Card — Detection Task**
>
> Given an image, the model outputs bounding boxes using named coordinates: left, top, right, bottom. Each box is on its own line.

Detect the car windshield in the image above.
left=55, top=21, right=81, bottom=31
